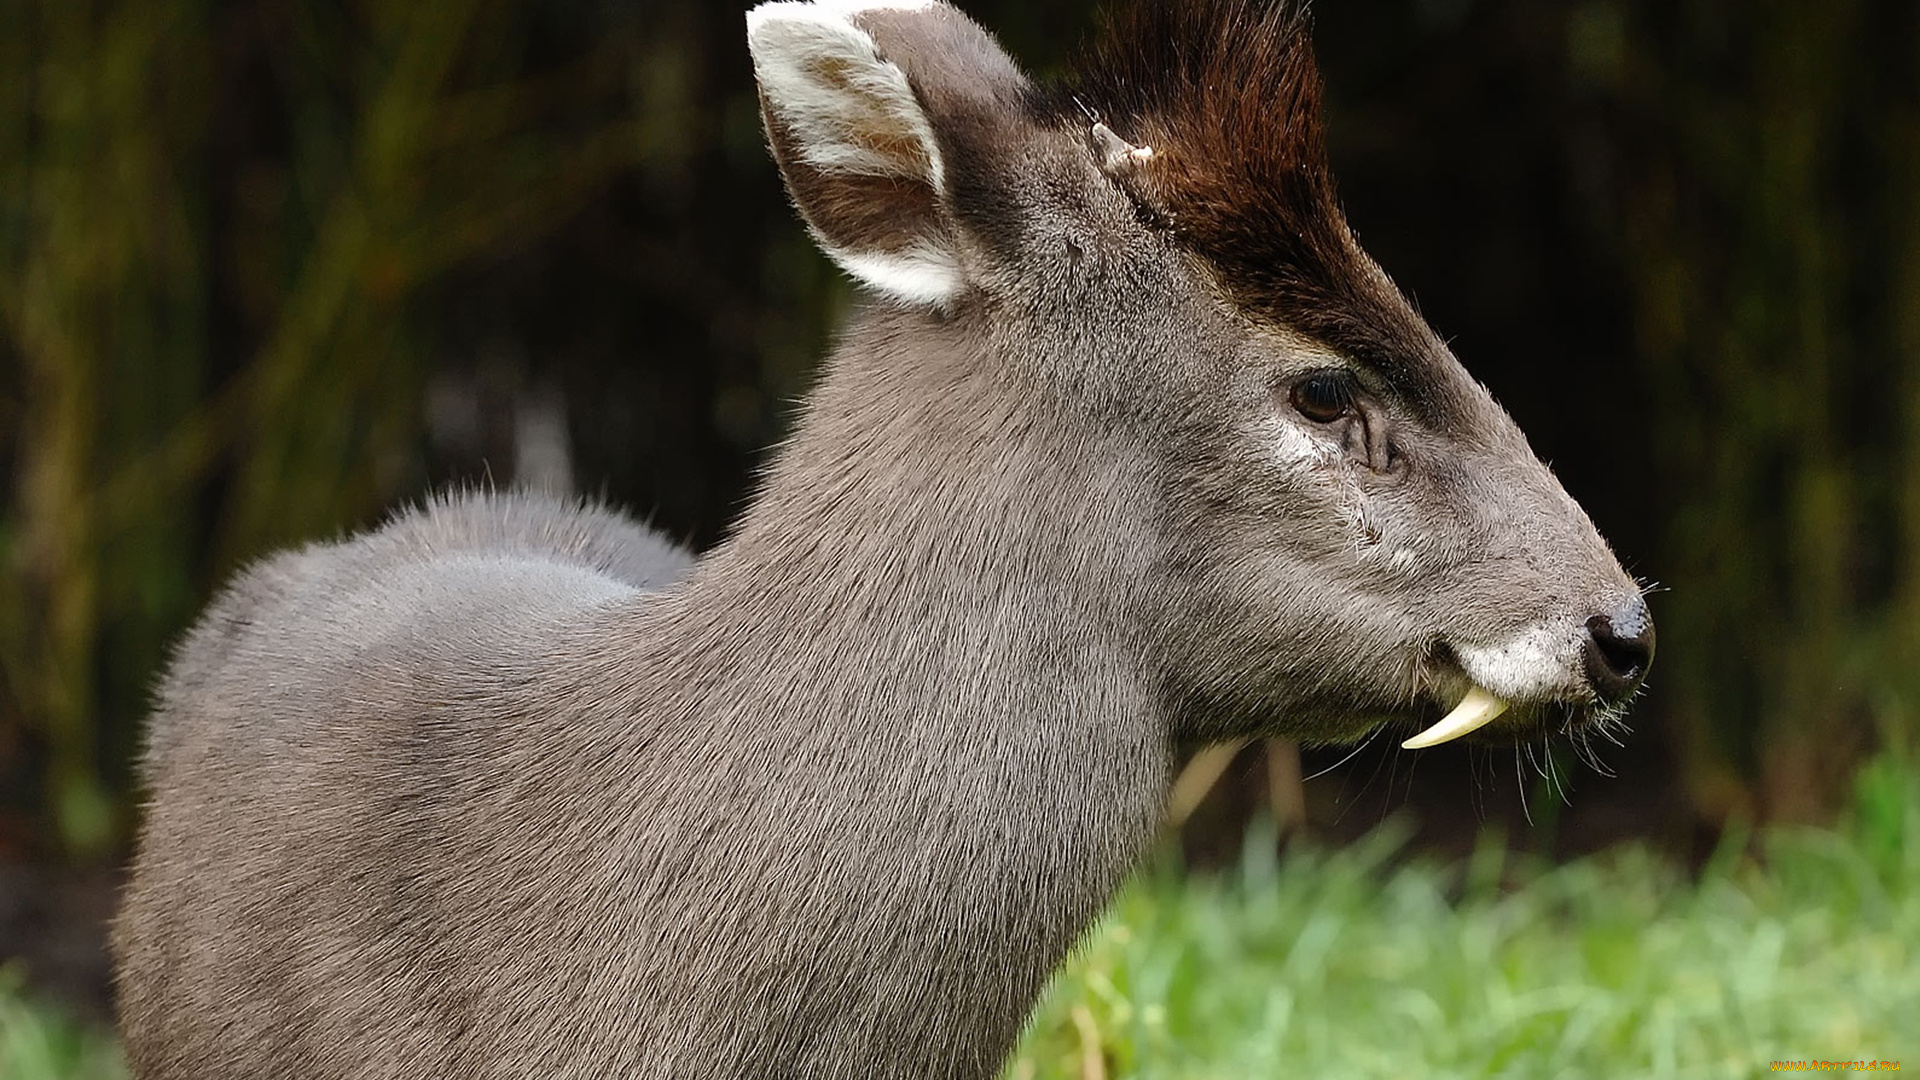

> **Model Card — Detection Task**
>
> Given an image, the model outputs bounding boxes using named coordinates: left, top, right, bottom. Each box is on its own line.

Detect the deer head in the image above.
left=746, top=0, right=1652, bottom=754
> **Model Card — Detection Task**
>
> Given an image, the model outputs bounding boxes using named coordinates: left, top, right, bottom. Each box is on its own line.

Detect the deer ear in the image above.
left=747, top=1, right=967, bottom=309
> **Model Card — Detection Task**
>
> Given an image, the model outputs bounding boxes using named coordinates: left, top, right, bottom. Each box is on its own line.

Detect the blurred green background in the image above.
left=2, top=0, right=1918, bottom=1060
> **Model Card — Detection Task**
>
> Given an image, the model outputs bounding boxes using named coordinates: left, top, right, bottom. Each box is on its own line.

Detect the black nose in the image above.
left=1583, top=598, right=1655, bottom=703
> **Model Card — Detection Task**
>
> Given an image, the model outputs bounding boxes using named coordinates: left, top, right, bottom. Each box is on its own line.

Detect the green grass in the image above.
left=0, top=971, right=122, bottom=1080
left=1010, top=755, right=1920, bottom=1079
left=4, top=760, right=1916, bottom=1080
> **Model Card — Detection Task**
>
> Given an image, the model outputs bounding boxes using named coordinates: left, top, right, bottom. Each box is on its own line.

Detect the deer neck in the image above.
left=659, top=310, right=1173, bottom=1019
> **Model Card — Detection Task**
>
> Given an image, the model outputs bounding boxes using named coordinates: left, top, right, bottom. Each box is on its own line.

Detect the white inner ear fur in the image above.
left=835, top=244, right=966, bottom=309
left=747, top=1, right=962, bottom=307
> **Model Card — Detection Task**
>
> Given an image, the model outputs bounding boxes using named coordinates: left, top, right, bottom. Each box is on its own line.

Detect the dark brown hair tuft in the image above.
left=1059, top=0, right=1442, bottom=393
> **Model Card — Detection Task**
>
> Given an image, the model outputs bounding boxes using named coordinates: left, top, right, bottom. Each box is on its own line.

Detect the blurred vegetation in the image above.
left=1012, top=755, right=1920, bottom=1078
left=0, top=966, right=122, bottom=1080
left=1605, top=1, right=1920, bottom=823
left=0, top=0, right=1917, bottom=868
left=0, top=0, right=843, bottom=859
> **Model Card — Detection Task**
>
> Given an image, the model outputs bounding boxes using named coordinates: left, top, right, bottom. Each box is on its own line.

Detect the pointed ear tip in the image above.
left=746, top=0, right=957, bottom=71
left=746, top=3, right=873, bottom=73
left=744, top=3, right=816, bottom=41
left=746, top=0, right=946, bottom=31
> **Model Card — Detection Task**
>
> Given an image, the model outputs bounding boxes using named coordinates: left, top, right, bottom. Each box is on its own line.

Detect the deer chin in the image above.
left=1400, top=684, right=1510, bottom=749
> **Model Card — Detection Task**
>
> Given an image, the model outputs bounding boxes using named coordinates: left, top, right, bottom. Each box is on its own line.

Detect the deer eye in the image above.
left=1289, top=371, right=1358, bottom=424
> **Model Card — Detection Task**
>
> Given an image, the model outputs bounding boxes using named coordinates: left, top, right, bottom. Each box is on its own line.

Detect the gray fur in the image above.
left=113, top=3, right=1650, bottom=1077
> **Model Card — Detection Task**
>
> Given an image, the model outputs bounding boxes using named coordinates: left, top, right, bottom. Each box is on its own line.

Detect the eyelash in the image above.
left=1288, top=371, right=1358, bottom=423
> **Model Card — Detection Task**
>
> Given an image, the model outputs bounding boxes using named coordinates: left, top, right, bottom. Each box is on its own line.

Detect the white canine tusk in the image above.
left=1401, top=685, right=1510, bottom=749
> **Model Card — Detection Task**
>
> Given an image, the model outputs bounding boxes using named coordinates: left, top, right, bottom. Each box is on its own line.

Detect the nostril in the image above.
left=1583, top=602, right=1655, bottom=703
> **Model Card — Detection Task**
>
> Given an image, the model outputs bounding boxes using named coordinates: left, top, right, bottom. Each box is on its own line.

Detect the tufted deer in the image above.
left=112, top=0, right=1654, bottom=1076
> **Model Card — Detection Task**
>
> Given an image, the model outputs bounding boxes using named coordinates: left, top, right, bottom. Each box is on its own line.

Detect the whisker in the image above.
left=1468, top=744, right=1488, bottom=822
left=1346, top=736, right=1396, bottom=826
left=1523, top=740, right=1549, bottom=781
left=1545, top=738, right=1571, bottom=805
left=1572, top=729, right=1616, bottom=777
left=1303, top=723, right=1383, bottom=783
left=1514, top=743, right=1533, bottom=826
